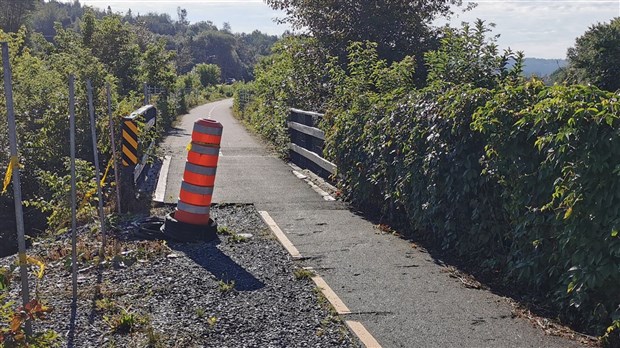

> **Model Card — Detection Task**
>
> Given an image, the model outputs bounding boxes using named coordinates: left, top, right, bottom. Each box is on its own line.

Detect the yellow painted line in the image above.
left=311, top=274, right=351, bottom=315
left=123, top=132, right=138, bottom=149
left=124, top=120, right=138, bottom=134
left=346, top=321, right=382, bottom=348
left=122, top=145, right=138, bottom=164
left=258, top=211, right=301, bottom=259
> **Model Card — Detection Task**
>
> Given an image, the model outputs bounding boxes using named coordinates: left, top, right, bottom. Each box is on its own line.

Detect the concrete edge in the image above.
left=258, top=210, right=302, bottom=259
left=290, top=167, right=335, bottom=201
left=153, top=155, right=171, bottom=203
left=310, top=272, right=351, bottom=315
left=345, top=321, right=383, bottom=348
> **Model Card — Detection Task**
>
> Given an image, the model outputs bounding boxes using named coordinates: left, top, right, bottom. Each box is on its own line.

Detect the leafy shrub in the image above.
left=241, top=23, right=620, bottom=336
left=474, top=82, right=620, bottom=332
left=234, top=36, right=331, bottom=156
left=24, top=158, right=98, bottom=234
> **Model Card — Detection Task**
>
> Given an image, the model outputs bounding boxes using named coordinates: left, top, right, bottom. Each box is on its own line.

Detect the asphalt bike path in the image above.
left=159, top=99, right=584, bottom=348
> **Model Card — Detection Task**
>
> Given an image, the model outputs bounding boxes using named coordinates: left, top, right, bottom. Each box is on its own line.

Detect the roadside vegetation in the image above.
left=0, top=1, right=276, bottom=255
left=234, top=4, right=620, bottom=344
left=0, top=3, right=276, bottom=344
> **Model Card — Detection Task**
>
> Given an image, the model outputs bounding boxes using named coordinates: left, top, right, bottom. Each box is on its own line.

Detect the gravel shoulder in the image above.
left=0, top=204, right=358, bottom=347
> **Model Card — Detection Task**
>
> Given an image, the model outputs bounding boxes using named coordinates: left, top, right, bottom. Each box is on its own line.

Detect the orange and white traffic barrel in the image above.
left=163, top=118, right=223, bottom=242
left=191, top=118, right=223, bottom=146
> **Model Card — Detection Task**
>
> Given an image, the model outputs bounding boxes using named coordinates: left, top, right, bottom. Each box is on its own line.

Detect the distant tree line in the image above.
left=6, top=0, right=279, bottom=81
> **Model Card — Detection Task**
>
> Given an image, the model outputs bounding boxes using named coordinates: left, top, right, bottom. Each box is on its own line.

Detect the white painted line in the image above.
left=346, top=321, right=383, bottom=348
left=258, top=211, right=302, bottom=259
left=311, top=274, right=351, bottom=315
left=153, top=155, right=171, bottom=203
left=207, top=100, right=222, bottom=118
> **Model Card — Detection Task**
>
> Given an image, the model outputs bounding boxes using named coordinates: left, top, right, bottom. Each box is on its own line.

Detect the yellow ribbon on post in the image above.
left=83, top=158, right=114, bottom=204
left=100, top=158, right=113, bottom=186
left=2, top=156, right=19, bottom=194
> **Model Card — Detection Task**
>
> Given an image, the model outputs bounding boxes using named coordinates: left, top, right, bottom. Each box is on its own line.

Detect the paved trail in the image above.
left=160, top=99, right=584, bottom=348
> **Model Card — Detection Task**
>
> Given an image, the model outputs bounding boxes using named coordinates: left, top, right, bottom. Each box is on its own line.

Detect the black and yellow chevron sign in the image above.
left=121, top=119, right=139, bottom=166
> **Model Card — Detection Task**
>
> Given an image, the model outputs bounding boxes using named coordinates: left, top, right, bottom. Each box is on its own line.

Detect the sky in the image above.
left=69, top=0, right=619, bottom=59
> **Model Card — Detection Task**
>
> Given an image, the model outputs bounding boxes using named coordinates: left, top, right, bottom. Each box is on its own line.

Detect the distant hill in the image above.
left=522, top=58, right=567, bottom=77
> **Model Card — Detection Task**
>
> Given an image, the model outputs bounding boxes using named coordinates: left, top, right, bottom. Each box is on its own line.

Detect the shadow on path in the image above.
left=173, top=239, right=264, bottom=291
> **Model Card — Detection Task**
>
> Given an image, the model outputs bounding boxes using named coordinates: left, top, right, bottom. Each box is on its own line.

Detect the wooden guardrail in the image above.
left=287, top=108, right=336, bottom=179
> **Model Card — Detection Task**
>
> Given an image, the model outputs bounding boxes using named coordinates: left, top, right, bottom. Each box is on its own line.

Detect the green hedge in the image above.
left=474, top=82, right=620, bottom=332
left=327, top=78, right=620, bottom=335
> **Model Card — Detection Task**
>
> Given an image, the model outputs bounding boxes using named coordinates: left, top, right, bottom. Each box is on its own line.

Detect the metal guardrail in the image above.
left=287, top=108, right=336, bottom=179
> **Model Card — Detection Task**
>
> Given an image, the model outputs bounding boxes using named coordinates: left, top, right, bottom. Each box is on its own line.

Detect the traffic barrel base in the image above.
left=162, top=211, right=218, bottom=242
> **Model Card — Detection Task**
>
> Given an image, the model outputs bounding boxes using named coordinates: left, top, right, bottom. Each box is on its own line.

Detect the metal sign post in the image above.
left=1, top=41, right=32, bottom=335
left=69, top=75, right=77, bottom=303
left=87, top=80, right=106, bottom=258
left=106, top=82, right=122, bottom=214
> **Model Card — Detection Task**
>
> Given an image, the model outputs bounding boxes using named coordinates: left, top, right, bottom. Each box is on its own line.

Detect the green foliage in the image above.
left=0, top=0, right=36, bottom=33
left=83, top=13, right=141, bottom=95
left=1, top=8, right=190, bottom=240
left=24, top=158, right=98, bottom=234
left=474, top=82, right=620, bottom=332
left=243, top=20, right=620, bottom=336
left=194, top=63, right=221, bottom=88
left=266, top=0, right=464, bottom=70
left=425, top=20, right=524, bottom=88
left=564, top=17, right=620, bottom=92
left=234, top=36, right=331, bottom=156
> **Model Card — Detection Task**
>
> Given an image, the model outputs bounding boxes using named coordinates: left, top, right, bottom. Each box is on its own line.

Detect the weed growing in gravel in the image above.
left=217, top=280, right=235, bottom=293
left=195, top=307, right=206, bottom=318
left=0, top=265, right=59, bottom=347
left=207, top=316, right=218, bottom=328
left=144, top=325, right=164, bottom=348
left=228, top=233, right=248, bottom=243
left=293, top=268, right=315, bottom=280
left=217, top=225, right=249, bottom=243
left=104, top=306, right=147, bottom=334
left=310, top=287, right=351, bottom=343
left=217, top=226, right=232, bottom=235
left=95, top=298, right=116, bottom=312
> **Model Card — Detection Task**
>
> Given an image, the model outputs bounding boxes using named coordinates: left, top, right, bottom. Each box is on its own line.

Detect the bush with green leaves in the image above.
left=473, top=81, right=620, bottom=333
left=1, top=11, right=183, bottom=239
left=235, top=22, right=620, bottom=337
left=234, top=36, right=331, bottom=156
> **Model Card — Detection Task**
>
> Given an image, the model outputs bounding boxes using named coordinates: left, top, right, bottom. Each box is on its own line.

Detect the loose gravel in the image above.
left=0, top=204, right=358, bottom=348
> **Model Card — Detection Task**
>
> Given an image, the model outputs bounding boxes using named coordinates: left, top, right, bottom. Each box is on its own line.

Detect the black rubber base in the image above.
left=161, top=212, right=218, bottom=242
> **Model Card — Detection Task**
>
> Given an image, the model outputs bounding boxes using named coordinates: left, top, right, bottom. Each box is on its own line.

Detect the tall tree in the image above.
left=83, top=13, right=141, bottom=94
left=564, top=17, right=620, bottom=92
left=266, top=0, right=463, bottom=65
left=0, top=0, right=37, bottom=32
